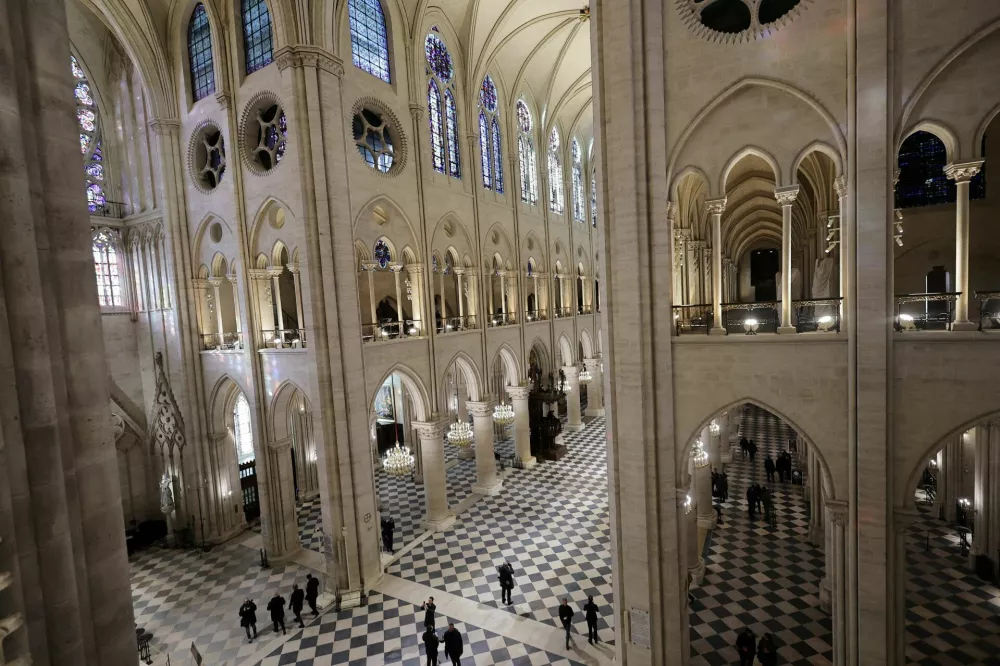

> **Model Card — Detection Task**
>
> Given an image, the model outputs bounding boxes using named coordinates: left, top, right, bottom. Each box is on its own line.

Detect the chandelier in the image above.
left=709, top=420, right=720, bottom=437
left=447, top=421, right=474, bottom=447
left=692, top=439, right=709, bottom=468
left=579, top=365, right=592, bottom=384
left=684, top=494, right=693, bottom=514
left=382, top=443, right=414, bottom=477
left=493, top=402, right=515, bottom=427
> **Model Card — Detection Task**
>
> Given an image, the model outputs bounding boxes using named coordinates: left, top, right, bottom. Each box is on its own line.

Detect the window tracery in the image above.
left=233, top=393, right=255, bottom=463
left=677, top=0, right=807, bottom=42
left=353, top=107, right=395, bottom=173
left=188, top=4, right=215, bottom=101
left=241, top=0, right=273, bottom=74
left=548, top=128, right=564, bottom=214
left=591, top=169, right=597, bottom=228
left=571, top=138, right=584, bottom=222
left=72, top=55, right=106, bottom=214
left=92, top=228, right=123, bottom=308
left=895, top=131, right=985, bottom=208
left=425, top=32, right=460, bottom=178
left=516, top=99, right=538, bottom=204
left=348, top=0, right=391, bottom=82
left=478, top=75, right=503, bottom=193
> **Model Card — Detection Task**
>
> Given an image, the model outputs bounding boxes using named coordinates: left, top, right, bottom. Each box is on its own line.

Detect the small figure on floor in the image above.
left=305, top=573, right=320, bottom=616
left=753, top=483, right=763, bottom=515
left=746, top=485, right=757, bottom=519
left=736, top=627, right=756, bottom=666
left=442, top=623, right=463, bottom=665
left=422, top=627, right=440, bottom=666
left=757, top=632, right=778, bottom=666
left=381, top=515, right=396, bottom=554
left=740, top=436, right=749, bottom=458
left=714, top=502, right=723, bottom=525
left=497, top=560, right=515, bottom=605
left=748, top=439, right=757, bottom=463
left=762, top=487, right=774, bottom=526
left=559, top=598, right=575, bottom=649
left=719, top=471, right=729, bottom=501
left=764, top=454, right=776, bottom=483
left=290, top=583, right=305, bottom=628
left=238, top=598, right=257, bottom=643
left=421, top=597, right=437, bottom=631
left=582, top=595, right=600, bottom=644
left=267, top=592, right=287, bottom=635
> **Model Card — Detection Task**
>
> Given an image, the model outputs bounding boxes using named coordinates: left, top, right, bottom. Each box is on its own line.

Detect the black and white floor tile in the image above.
left=389, top=416, right=616, bottom=644
left=689, top=404, right=833, bottom=666
left=255, top=590, right=588, bottom=666
left=904, top=504, right=1000, bottom=665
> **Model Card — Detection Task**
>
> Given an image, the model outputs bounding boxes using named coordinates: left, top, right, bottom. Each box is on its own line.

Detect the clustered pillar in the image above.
left=944, top=161, right=984, bottom=331
left=507, top=385, right=536, bottom=468
left=414, top=421, right=455, bottom=532
left=467, top=400, right=503, bottom=496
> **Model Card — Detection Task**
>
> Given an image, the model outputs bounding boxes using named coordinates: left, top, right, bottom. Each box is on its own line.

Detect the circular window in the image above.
left=677, top=0, right=806, bottom=42
left=209, top=222, right=223, bottom=243
left=240, top=93, right=289, bottom=175
left=350, top=99, right=406, bottom=177
left=189, top=122, right=226, bottom=192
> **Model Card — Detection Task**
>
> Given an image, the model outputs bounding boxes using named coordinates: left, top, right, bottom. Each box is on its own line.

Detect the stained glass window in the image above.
left=428, top=80, right=445, bottom=173
left=516, top=100, right=531, bottom=133
left=374, top=239, right=392, bottom=268
left=233, top=393, right=255, bottom=463
left=571, top=139, right=585, bottom=222
left=591, top=169, right=597, bottom=227
left=480, top=75, right=497, bottom=113
left=516, top=100, right=537, bottom=204
left=548, top=128, right=564, bottom=214
left=348, top=0, right=391, bottom=82
left=424, top=33, right=453, bottom=82
left=241, top=0, right=273, bottom=75
left=492, top=117, right=504, bottom=194
left=479, top=112, right=492, bottom=190
left=893, top=131, right=987, bottom=208
left=353, top=108, right=395, bottom=173
left=188, top=4, right=215, bottom=101
left=445, top=89, right=460, bottom=177
left=72, top=55, right=105, bottom=214
left=92, top=228, right=122, bottom=307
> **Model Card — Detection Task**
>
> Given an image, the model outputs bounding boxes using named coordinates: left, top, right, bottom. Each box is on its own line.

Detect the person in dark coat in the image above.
left=740, top=436, right=749, bottom=458
left=753, top=484, right=763, bottom=514
left=757, top=632, right=778, bottom=666
left=748, top=439, right=757, bottom=463
left=305, top=573, right=320, bottom=616
left=735, top=627, right=756, bottom=666
left=497, top=561, right=515, bottom=605
left=422, top=628, right=440, bottom=666
left=711, top=468, right=719, bottom=497
left=582, top=595, right=599, bottom=644
left=238, top=599, right=258, bottom=642
left=381, top=515, right=396, bottom=554
left=746, top=485, right=757, bottom=518
left=764, top=455, right=776, bottom=483
left=776, top=452, right=788, bottom=482
left=558, top=598, right=575, bottom=649
left=442, top=623, right=463, bottom=665
left=719, top=472, right=729, bottom=501
left=762, top=487, right=774, bottom=525
left=267, top=593, right=287, bottom=635
left=290, top=584, right=305, bottom=628
left=421, top=597, right=437, bottom=631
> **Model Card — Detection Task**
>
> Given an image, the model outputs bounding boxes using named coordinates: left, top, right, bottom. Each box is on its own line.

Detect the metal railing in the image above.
left=525, top=309, right=548, bottom=322
left=362, top=319, right=423, bottom=343
left=722, top=301, right=779, bottom=334
left=553, top=307, right=572, bottom=319
left=976, top=291, right=1000, bottom=330
left=201, top=332, right=244, bottom=351
left=439, top=314, right=477, bottom=333
left=793, top=298, right=843, bottom=333
left=261, top=328, right=307, bottom=348
left=894, top=292, right=960, bottom=331
left=671, top=304, right=713, bottom=336
left=488, top=312, right=517, bottom=327
left=578, top=305, right=593, bottom=315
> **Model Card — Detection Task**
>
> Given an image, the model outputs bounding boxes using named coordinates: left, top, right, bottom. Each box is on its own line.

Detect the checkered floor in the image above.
left=256, top=590, right=588, bottom=666
left=689, top=404, right=832, bottom=665
left=904, top=503, right=1000, bottom=665
left=130, top=541, right=320, bottom=665
left=389, top=416, right=616, bottom=644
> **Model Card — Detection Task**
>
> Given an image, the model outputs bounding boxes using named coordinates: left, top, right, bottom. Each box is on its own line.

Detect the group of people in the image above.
left=736, top=627, right=779, bottom=666
left=739, top=436, right=758, bottom=462
left=420, top=597, right=464, bottom=665
left=711, top=468, right=729, bottom=501
left=763, top=451, right=794, bottom=483
left=237, top=573, right=321, bottom=643
left=745, top=483, right=775, bottom=525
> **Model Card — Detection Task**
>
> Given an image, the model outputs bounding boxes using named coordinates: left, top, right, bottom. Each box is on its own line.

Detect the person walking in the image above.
left=305, top=573, right=320, bottom=616
left=422, top=627, right=441, bottom=666
left=746, top=485, right=757, bottom=519
left=720, top=472, right=729, bottom=501
left=735, top=627, right=756, bottom=666
left=267, top=592, right=287, bottom=635
left=381, top=515, right=396, bottom=554
left=764, top=455, right=776, bottom=483
left=238, top=598, right=258, bottom=643
left=740, top=436, right=749, bottom=458
left=776, top=452, right=788, bottom=483
left=421, top=597, right=437, bottom=632
left=442, top=623, right=463, bottom=665
left=757, top=632, right=778, bottom=666
left=559, top=598, right=575, bottom=649
left=290, top=584, right=305, bottom=628
left=762, top=487, right=774, bottom=526
left=748, top=439, right=757, bottom=463
left=753, top=484, right=763, bottom=514
left=497, top=561, right=515, bottom=605
left=582, top=595, right=599, bottom=645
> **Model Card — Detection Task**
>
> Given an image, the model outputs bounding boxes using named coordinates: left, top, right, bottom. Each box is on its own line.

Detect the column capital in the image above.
left=705, top=197, right=727, bottom=215
left=248, top=269, right=271, bottom=280
left=674, top=227, right=692, bottom=241
left=274, top=45, right=345, bottom=77
left=268, top=438, right=293, bottom=453
left=409, top=102, right=425, bottom=119
left=191, top=278, right=212, bottom=289
left=267, top=267, right=284, bottom=278
left=208, top=277, right=224, bottom=287
left=827, top=499, right=849, bottom=526
left=148, top=118, right=181, bottom=136
left=584, top=357, right=602, bottom=370
left=227, top=275, right=239, bottom=285
left=388, top=262, right=405, bottom=273
left=286, top=263, right=300, bottom=275
left=360, top=260, right=380, bottom=271
left=666, top=200, right=677, bottom=222
left=466, top=400, right=495, bottom=418
left=452, top=267, right=467, bottom=276
left=688, top=240, right=706, bottom=251
left=507, top=385, right=531, bottom=401
left=412, top=420, right=449, bottom=440
left=774, top=184, right=801, bottom=205
left=944, top=160, right=984, bottom=182
left=406, top=263, right=425, bottom=275
left=562, top=365, right=579, bottom=379
left=834, top=175, right=848, bottom=198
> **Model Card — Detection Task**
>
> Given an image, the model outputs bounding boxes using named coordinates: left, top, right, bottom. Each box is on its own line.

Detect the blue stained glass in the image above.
left=572, top=139, right=584, bottom=222
left=492, top=117, right=504, bottom=194
left=188, top=4, right=216, bottom=101
left=591, top=170, right=597, bottom=227
left=548, top=128, right=564, bottom=214
left=516, top=100, right=531, bottom=132
left=480, top=75, right=497, bottom=113
left=374, top=239, right=391, bottom=268
left=428, top=80, right=445, bottom=173
left=241, top=0, right=273, bottom=74
left=349, top=0, right=391, bottom=82
left=445, top=88, right=460, bottom=177
left=424, top=33, right=453, bottom=83
left=479, top=111, right=492, bottom=190
left=518, top=135, right=537, bottom=204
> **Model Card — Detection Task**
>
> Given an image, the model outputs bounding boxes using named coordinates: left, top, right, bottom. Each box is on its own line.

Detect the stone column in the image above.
left=564, top=366, right=583, bottom=432
left=229, top=276, right=243, bottom=343
left=390, top=263, right=405, bottom=332
left=508, top=385, right=536, bottom=467
left=944, top=161, right=984, bottom=331
left=809, top=448, right=825, bottom=546
left=363, top=261, right=378, bottom=329
left=775, top=185, right=800, bottom=333
left=454, top=268, right=465, bottom=325
left=820, top=503, right=833, bottom=614
left=468, top=400, right=503, bottom=495
left=940, top=437, right=962, bottom=522
left=685, top=487, right=705, bottom=584
left=500, top=273, right=507, bottom=315
left=413, top=421, right=455, bottom=532
left=829, top=502, right=849, bottom=666
left=834, top=176, right=848, bottom=323
left=532, top=273, right=540, bottom=316
left=408, top=264, right=426, bottom=334
left=439, top=265, right=447, bottom=325
left=210, top=278, right=226, bottom=342
left=288, top=263, right=304, bottom=332
left=973, top=424, right=990, bottom=570
left=707, top=197, right=727, bottom=334
left=720, top=410, right=732, bottom=464
left=707, top=423, right=721, bottom=468
left=584, top=358, right=604, bottom=417
left=264, top=438, right=301, bottom=563
left=270, top=268, right=286, bottom=337
left=694, top=449, right=713, bottom=532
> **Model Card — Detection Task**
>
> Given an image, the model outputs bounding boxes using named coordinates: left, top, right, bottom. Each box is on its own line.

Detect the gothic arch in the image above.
left=528, top=337, right=551, bottom=376
left=439, top=351, right=484, bottom=403
left=580, top=328, right=594, bottom=359
left=268, top=380, right=312, bottom=442
left=557, top=333, right=575, bottom=367
left=369, top=364, right=430, bottom=422
left=898, top=120, right=961, bottom=164
left=721, top=146, right=782, bottom=192
left=492, top=343, right=521, bottom=386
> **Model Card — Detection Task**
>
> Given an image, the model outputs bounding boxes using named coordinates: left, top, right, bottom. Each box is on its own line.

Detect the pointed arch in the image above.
left=440, top=351, right=484, bottom=403
left=347, top=0, right=392, bottom=83
left=241, top=0, right=275, bottom=74
left=721, top=146, right=782, bottom=192
left=187, top=3, right=216, bottom=101
left=580, top=329, right=595, bottom=359
left=557, top=333, right=575, bottom=367
left=369, top=364, right=430, bottom=422
left=268, top=380, right=313, bottom=442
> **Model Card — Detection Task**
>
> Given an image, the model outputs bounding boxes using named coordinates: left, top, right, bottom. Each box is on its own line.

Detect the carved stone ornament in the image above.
left=149, top=351, right=186, bottom=455
left=944, top=161, right=984, bottom=183
left=774, top=185, right=800, bottom=206
left=160, top=470, right=175, bottom=514
left=705, top=198, right=727, bottom=215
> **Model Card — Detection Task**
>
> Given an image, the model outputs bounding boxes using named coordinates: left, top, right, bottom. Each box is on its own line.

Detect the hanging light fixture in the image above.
left=493, top=402, right=515, bottom=428
left=692, top=439, right=709, bottom=468
left=579, top=364, right=592, bottom=384
left=447, top=421, right=474, bottom=447
left=381, top=374, right=414, bottom=476
left=684, top=494, right=693, bottom=514
left=709, top=420, right=720, bottom=437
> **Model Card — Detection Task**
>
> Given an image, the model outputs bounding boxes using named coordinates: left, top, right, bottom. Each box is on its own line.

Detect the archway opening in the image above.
left=233, top=392, right=260, bottom=522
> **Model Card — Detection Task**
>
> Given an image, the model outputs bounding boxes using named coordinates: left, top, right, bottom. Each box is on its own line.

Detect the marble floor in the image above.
left=689, top=404, right=833, bottom=665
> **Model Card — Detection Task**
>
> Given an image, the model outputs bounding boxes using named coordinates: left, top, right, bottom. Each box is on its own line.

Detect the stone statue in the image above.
left=159, top=471, right=174, bottom=514
left=811, top=256, right=836, bottom=299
